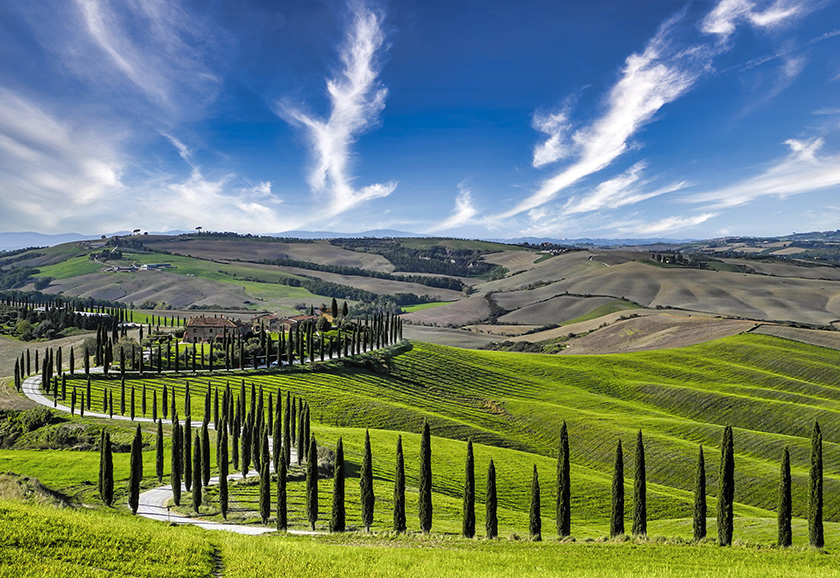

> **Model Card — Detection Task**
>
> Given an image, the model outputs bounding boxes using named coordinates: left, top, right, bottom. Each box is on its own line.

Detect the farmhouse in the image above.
left=183, top=316, right=243, bottom=343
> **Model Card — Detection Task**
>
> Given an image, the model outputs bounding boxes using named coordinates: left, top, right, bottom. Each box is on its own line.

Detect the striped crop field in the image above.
left=57, top=333, right=840, bottom=545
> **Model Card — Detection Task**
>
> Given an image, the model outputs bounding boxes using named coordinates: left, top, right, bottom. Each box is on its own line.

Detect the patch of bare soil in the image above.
left=751, top=324, right=840, bottom=350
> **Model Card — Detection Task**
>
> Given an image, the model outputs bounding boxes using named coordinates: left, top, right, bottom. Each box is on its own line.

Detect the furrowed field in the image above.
left=2, top=333, right=840, bottom=576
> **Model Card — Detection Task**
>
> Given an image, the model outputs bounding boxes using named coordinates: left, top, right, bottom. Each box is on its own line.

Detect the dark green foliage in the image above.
left=778, top=447, right=792, bottom=547
left=273, top=397, right=282, bottom=475
left=283, top=392, right=291, bottom=466
left=259, top=455, right=270, bottom=525
left=530, top=464, right=542, bottom=541
left=360, top=429, right=375, bottom=531
left=393, top=435, right=406, bottom=533
left=486, top=459, right=498, bottom=539
left=184, top=420, right=192, bottom=492
left=306, top=435, right=318, bottom=531
left=809, top=421, right=824, bottom=548
left=171, top=421, right=182, bottom=506
left=155, top=419, right=164, bottom=483
left=610, top=439, right=624, bottom=538
left=241, top=417, right=251, bottom=479
left=192, top=431, right=202, bottom=512
left=331, top=437, right=345, bottom=532
left=556, top=420, right=570, bottom=538
left=632, top=430, right=646, bottom=537
left=717, top=425, right=735, bottom=546
left=693, top=445, right=706, bottom=541
left=462, top=439, right=475, bottom=538
left=296, top=401, right=304, bottom=465
left=277, top=454, right=287, bottom=531
left=201, top=422, right=210, bottom=487
left=128, top=425, right=142, bottom=514
left=219, top=429, right=229, bottom=520
left=419, top=420, right=432, bottom=533
left=100, top=431, right=114, bottom=507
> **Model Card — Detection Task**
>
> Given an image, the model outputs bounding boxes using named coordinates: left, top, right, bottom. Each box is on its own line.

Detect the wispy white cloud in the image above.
left=428, top=185, right=478, bottom=232
left=531, top=109, right=572, bottom=167
left=701, top=0, right=806, bottom=40
left=616, top=212, right=717, bottom=235
left=693, top=137, right=840, bottom=208
left=277, top=1, right=396, bottom=218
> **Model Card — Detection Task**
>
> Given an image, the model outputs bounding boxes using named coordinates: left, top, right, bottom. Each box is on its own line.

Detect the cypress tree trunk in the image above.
left=778, top=447, right=792, bottom=547
left=419, top=420, right=433, bottom=533
left=156, top=419, right=164, bottom=483
left=361, top=429, right=375, bottom=531
left=259, top=456, right=270, bottom=525
left=184, top=420, right=192, bottom=492
left=306, top=435, right=318, bottom=531
left=128, top=425, right=142, bottom=514
left=809, top=421, right=824, bottom=548
left=331, top=437, right=345, bottom=532
left=201, top=422, right=211, bottom=487
left=463, top=439, right=475, bottom=538
left=277, top=454, right=288, bottom=531
left=171, top=422, right=182, bottom=506
left=219, top=429, right=229, bottom=519
left=610, top=439, right=624, bottom=538
left=530, top=464, right=542, bottom=541
left=393, top=435, right=406, bottom=533
left=556, top=421, right=571, bottom=538
left=632, top=430, right=647, bottom=538
left=693, top=445, right=706, bottom=541
left=192, top=431, right=202, bottom=512
left=486, top=459, right=498, bottom=539
left=102, top=432, right=114, bottom=507
left=717, top=425, right=735, bottom=546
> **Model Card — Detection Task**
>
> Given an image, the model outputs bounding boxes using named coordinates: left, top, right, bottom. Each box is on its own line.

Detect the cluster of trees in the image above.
left=274, top=274, right=437, bottom=307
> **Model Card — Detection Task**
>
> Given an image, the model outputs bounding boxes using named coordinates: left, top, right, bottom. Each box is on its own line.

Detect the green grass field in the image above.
left=4, top=333, right=840, bottom=575
left=400, top=301, right=453, bottom=313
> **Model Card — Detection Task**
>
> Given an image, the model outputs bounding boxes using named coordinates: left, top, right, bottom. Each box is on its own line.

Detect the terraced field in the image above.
left=53, top=334, right=840, bottom=544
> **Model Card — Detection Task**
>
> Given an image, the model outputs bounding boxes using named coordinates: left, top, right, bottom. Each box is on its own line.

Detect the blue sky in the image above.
left=0, top=0, right=838, bottom=240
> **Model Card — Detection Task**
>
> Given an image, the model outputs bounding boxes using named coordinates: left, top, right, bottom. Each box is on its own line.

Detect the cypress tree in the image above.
left=152, top=390, right=158, bottom=422
left=632, top=430, right=647, bottom=538
left=556, top=421, right=571, bottom=538
left=184, top=420, right=192, bottom=492
left=101, top=432, right=114, bottom=506
left=128, top=425, right=142, bottom=514
left=419, top=420, right=433, bottom=533
left=171, top=421, right=182, bottom=506
left=273, top=397, right=282, bottom=474
left=259, top=453, right=270, bottom=525
left=717, top=425, right=734, bottom=546
left=219, top=429, right=229, bottom=519
left=809, top=421, right=824, bottom=548
left=156, top=419, right=164, bottom=483
left=98, top=430, right=104, bottom=499
left=277, top=454, right=287, bottom=531
left=361, top=429, right=375, bottom=531
left=283, top=391, right=291, bottom=465
left=486, top=459, right=498, bottom=539
left=610, top=439, right=624, bottom=538
left=394, top=435, right=406, bottom=533
left=306, top=435, right=318, bottom=531
left=530, top=464, right=542, bottom=541
left=693, top=445, right=706, bottom=541
left=778, top=447, right=792, bottom=547
left=296, top=401, right=304, bottom=465
left=241, top=416, right=251, bottom=478
left=192, top=431, right=202, bottom=512
left=331, top=437, right=345, bottom=532
left=202, top=421, right=211, bottom=487
left=463, top=439, right=475, bottom=538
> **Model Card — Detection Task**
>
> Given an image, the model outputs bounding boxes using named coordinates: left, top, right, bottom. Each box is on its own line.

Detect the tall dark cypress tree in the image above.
left=273, top=398, right=282, bottom=474
left=360, top=429, right=375, bottom=531
left=219, top=429, right=229, bottom=519
left=778, top=447, right=792, bottom=547
left=98, top=429, right=105, bottom=499
left=610, top=439, right=624, bottom=538
left=184, top=420, right=192, bottom=492
left=486, top=459, right=498, bottom=539
left=283, top=391, right=291, bottom=466
left=296, top=402, right=305, bottom=465
left=809, top=421, right=824, bottom=548
left=101, top=432, right=114, bottom=507
left=306, top=435, right=318, bottom=531
left=201, top=421, right=211, bottom=487
left=171, top=421, right=182, bottom=506
left=192, top=431, right=202, bottom=512
left=463, top=439, right=475, bottom=538
left=693, top=445, right=706, bottom=541
left=393, top=435, right=406, bottom=533
left=717, top=425, right=735, bottom=546
left=259, top=453, right=270, bottom=525
left=156, top=419, right=164, bottom=483
left=277, top=454, right=287, bottom=531
left=419, top=420, right=433, bottom=533
left=128, top=425, right=142, bottom=514
left=632, top=430, right=647, bottom=538
left=331, top=437, right=345, bottom=532
left=556, top=421, right=571, bottom=538
left=530, top=464, right=542, bottom=541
